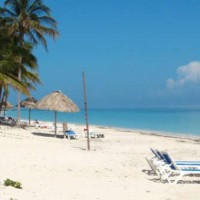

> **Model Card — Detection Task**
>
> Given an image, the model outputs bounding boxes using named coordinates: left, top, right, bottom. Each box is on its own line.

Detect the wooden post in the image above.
left=63, top=122, right=67, bottom=138
left=55, top=111, right=57, bottom=137
left=28, top=108, right=31, bottom=126
left=82, top=71, right=90, bottom=150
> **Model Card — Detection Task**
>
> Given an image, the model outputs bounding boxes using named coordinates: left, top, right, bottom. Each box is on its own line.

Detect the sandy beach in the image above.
left=0, top=122, right=200, bottom=200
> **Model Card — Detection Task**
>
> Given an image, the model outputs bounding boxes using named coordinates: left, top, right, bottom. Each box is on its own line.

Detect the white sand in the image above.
left=0, top=122, right=200, bottom=200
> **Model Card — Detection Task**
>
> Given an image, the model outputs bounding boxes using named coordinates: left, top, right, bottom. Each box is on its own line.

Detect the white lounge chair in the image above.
left=64, top=130, right=77, bottom=139
left=150, top=148, right=200, bottom=166
left=83, top=128, right=104, bottom=139
left=157, top=151, right=200, bottom=184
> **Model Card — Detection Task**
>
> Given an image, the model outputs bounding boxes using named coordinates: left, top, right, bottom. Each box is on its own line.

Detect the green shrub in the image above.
left=4, top=178, right=22, bottom=189
left=14, top=181, right=22, bottom=189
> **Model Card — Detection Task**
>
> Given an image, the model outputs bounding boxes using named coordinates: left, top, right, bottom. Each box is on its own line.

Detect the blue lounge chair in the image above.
left=65, top=130, right=77, bottom=139
left=150, top=148, right=200, bottom=166
left=158, top=151, right=200, bottom=184
left=161, top=151, right=200, bottom=166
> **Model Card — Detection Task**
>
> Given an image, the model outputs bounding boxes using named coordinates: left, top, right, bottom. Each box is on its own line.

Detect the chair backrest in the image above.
left=161, top=151, right=180, bottom=170
left=150, top=148, right=157, bottom=157
left=155, top=149, right=165, bottom=160
left=63, top=122, right=68, bottom=132
left=150, top=148, right=166, bottom=161
left=145, top=157, right=159, bottom=175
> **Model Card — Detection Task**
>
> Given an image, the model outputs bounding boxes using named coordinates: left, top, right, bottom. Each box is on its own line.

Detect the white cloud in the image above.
left=166, top=61, right=200, bottom=89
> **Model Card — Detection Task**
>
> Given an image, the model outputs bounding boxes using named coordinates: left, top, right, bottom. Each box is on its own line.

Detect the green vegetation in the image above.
left=0, top=0, right=58, bottom=122
left=4, top=178, right=22, bottom=189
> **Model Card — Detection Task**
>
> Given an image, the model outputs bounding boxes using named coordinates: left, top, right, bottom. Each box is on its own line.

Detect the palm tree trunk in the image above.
left=3, top=91, right=8, bottom=118
left=0, top=86, right=3, bottom=113
left=17, top=34, right=24, bottom=126
left=54, top=111, right=57, bottom=137
left=17, top=61, right=22, bottom=125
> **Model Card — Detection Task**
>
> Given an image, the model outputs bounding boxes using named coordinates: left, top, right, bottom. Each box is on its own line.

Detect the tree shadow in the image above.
left=143, top=168, right=200, bottom=184
left=32, top=132, right=64, bottom=139
left=148, top=178, right=200, bottom=184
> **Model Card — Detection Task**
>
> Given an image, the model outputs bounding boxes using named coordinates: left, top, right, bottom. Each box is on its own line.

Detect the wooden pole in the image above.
left=82, top=71, right=90, bottom=150
left=28, top=108, right=31, bottom=126
left=3, top=107, right=5, bottom=117
left=55, top=111, right=57, bottom=137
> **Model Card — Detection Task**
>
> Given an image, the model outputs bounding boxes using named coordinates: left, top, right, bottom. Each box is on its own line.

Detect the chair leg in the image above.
left=173, top=173, right=183, bottom=184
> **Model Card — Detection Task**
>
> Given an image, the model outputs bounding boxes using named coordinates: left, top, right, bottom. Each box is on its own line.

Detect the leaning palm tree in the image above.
left=0, top=30, right=40, bottom=113
left=0, top=30, right=30, bottom=111
left=0, top=0, right=58, bottom=123
left=0, top=68, right=30, bottom=114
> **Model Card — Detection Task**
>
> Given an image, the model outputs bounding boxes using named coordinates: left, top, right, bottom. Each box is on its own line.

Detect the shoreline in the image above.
left=72, top=122, right=200, bottom=141
left=20, top=118, right=200, bottom=141
left=7, top=107, right=200, bottom=138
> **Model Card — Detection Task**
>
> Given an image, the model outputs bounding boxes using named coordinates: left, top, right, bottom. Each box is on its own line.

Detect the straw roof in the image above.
left=2, top=101, right=13, bottom=108
left=20, top=97, right=37, bottom=108
left=36, top=91, right=79, bottom=112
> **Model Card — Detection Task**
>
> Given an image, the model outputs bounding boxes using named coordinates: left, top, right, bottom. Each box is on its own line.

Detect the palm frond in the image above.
left=0, top=72, right=29, bottom=95
left=38, top=15, right=57, bottom=28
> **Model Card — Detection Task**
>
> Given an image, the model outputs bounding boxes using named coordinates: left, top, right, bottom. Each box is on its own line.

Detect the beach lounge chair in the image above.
left=0, top=117, right=17, bottom=126
left=146, top=155, right=200, bottom=184
left=151, top=148, right=165, bottom=160
left=156, top=151, right=200, bottom=184
left=64, top=130, right=77, bottom=139
left=147, top=149, right=200, bottom=184
left=161, top=151, right=200, bottom=166
left=33, top=120, right=53, bottom=129
left=62, top=122, right=78, bottom=139
left=83, top=128, right=104, bottom=138
left=150, top=148, right=200, bottom=166
left=145, top=157, right=163, bottom=176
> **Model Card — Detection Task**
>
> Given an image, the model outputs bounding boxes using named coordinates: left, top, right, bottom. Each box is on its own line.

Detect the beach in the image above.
left=0, top=122, right=200, bottom=200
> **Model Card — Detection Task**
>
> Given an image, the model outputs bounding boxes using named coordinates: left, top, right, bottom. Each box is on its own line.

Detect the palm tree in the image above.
left=0, top=30, right=40, bottom=113
left=0, top=29, right=29, bottom=101
left=0, top=0, right=58, bottom=123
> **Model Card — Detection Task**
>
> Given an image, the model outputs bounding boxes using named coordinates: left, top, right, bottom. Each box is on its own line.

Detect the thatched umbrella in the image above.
left=2, top=101, right=13, bottom=109
left=20, top=97, right=37, bottom=126
left=35, top=91, right=79, bottom=137
left=1, top=101, right=13, bottom=117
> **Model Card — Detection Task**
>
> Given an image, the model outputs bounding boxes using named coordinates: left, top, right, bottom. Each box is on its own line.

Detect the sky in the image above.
left=6, top=0, right=200, bottom=108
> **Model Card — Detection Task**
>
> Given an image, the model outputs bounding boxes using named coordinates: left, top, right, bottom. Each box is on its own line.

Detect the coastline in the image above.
left=86, top=123, right=200, bottom=141
left=0, top=121, right=200, bottom=199
left=23, top=116, right=200, bottom=140
left=7, top=107, right=200, bottom=137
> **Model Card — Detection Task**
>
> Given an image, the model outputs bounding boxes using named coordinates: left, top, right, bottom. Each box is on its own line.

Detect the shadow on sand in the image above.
left=32, top=132, right=64, bottom=139
left=142, top=169, right=200, bottom=184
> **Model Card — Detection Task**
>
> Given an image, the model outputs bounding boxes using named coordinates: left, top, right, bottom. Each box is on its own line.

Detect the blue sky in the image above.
left=8, top=0, right=200, bottom=108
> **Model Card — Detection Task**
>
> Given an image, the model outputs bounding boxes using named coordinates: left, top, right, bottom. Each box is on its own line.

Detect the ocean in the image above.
left=5, top=107, right=200, bottom=137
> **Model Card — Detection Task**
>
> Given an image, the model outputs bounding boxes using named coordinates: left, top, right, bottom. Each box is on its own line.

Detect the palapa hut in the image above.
left=20, top=97, right=37, bottom=107
left=20, top=97, right=37, bottom=126
left=2, top=101, right=13, bottom=109
left=0, top=101, right=13, bottom=117
left=36, top=91, right=79, bottom=137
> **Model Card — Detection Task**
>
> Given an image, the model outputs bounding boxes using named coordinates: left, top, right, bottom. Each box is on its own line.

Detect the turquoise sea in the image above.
left=5, top=107, right=200, bottom=137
